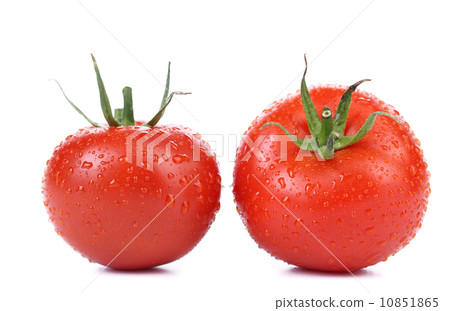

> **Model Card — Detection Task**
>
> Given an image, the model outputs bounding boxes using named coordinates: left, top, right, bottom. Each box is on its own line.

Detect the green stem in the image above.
left=120, top=87, right=135, bottom=126
left=317, top=106, right=333, bottom=146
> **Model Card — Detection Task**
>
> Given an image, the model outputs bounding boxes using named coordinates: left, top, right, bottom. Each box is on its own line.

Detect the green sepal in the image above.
left=51, top=79, right=101, bottom=128
left=91, top=54, right=121, bottom=127
left=300, top=55, right=321, bottom=138
left=259, top=122, right=315, bottom=151
left=333, top=79, right=371, bottom=135
left=319, top=134, right=336, bottom=160
left=259, top=122, right=336, bottom=160
left=334, top=112, right=401, bottom=150
left=143, top=91, right=191, bottom=127
left=114, top=108, right=124, bottom=124
left=158, top=62, right=171, bottom=119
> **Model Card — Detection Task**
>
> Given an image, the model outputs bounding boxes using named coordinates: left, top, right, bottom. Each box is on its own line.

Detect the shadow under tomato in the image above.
left=100, top=266, right=174, bottom=275
left=287, top=266, right=378, bottom=278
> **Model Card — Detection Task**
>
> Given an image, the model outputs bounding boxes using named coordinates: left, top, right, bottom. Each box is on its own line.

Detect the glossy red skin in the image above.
left=233, top=86, right=430, bottom=272
left=43, top=124, right=221, bottom=270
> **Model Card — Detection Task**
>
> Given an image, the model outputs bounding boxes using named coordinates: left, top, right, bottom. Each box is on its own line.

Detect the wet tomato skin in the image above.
left=233, top=86, right=430, bottom=272
left=43, top=125, right=221, bottom=270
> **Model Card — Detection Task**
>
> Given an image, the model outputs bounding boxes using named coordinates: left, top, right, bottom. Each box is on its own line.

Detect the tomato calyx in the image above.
left=259, top=55, right=402, bottom=160
left=53, top=55, right=190, bottom=128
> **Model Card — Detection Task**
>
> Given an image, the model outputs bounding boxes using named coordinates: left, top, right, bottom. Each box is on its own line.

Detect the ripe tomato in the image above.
left=43, top=56, right=221, bottom=270
left=233, top=59, right=430, bottom=272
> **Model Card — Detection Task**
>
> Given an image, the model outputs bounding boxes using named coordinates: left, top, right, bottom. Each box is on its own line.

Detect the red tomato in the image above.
left=43, top=56, right=221, bottom=270
left=233, top=64, right=430, bottom=272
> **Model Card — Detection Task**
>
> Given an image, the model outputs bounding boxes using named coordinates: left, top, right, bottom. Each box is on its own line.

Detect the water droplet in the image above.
left=194, top=180, right=203, bottom=193
left=294, top=220, right=303, bottom=228
left=389, top=232, right=398, bottom=240
left=82, top=161, right=93, bottom=169
left=287, top=167, right=295, bottom=178
left=179, top=176, right=189, bottom=186
left=172, top=154, right=190, bottom=164
left=365, top=226, right=375, bottom=235
left=409, top=165, right=417, bottom=176
left=166, top=194, right=175, bottom=208
left=278, top=178, right=286, bottom=189
left=377, top=240, right=386, bottom=247
left=167, top=173, right=175, bottom=179
left=109, top=179, right=120, bottom=187
left=181, top=201, right=190, bottom=214
left=156, top=188, right=163, bottom=198
left=305, top=183, right=315, bottom=196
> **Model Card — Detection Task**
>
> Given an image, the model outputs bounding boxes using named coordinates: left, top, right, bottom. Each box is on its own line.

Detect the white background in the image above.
left=1, top=1, right=449, bottom=310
